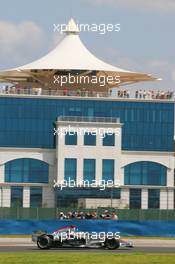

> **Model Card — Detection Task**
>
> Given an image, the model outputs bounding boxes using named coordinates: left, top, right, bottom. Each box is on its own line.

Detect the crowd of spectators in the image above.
left=0, top=85, right=43, bottom=95
left=135, top=90, right=173, bottom=99
left=57, top=210, right=118, bottom=220
left=117, top=89, right=173, bottom=100
left=0, top=85, right=173, bottom=100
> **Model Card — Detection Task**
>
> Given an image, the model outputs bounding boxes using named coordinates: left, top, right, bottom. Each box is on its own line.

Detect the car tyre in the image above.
left=105, top=238, right=120, bottom=250
left=37, top=235, right=51, bottom=250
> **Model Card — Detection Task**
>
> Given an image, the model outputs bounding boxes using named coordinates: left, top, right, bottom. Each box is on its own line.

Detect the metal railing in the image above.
left=57, top=116, right=120, bottom=123
left=0, top=88, right=174, bottom=101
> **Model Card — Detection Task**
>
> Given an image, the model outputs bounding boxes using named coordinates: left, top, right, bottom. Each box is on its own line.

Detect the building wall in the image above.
left=0, top=96, right=174, bottom=209
left=0, top=96, right=173, bottom=151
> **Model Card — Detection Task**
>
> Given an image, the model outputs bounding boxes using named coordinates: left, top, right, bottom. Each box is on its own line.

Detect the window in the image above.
left=30, top=187, right=42, bottom=208
left=130, top=189, right=141, bottom=209
left=5, top=158, right=49, bottom=183
left=83, top=159, right=96, bottom=183
left=148, top=189, right=160, bottom=209
left=102, top=159, right=114, bottom=182
left=64, top=158, right=77, bottom=181
left=84, top=132, right=96, bottom=146
left=124, top=161, right=167, bottom=186
left=65, top=132, right=77, bottom=145
left=11, top=186, right=23, bottom=208
left=56, top=187, right=121, bottom=207
left=0, top=98, right=173, bottom=152
left=103, top=133, right=115, bottom=146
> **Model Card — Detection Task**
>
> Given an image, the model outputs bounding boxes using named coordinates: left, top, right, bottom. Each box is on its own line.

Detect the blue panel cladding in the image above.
left=0, top=96, right=173, bottom=151
left=0, top=220, right=175, bottom=237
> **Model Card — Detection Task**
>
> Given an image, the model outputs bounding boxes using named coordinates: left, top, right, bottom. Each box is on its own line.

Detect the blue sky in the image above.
left=0, top=0, right=175, bottom=90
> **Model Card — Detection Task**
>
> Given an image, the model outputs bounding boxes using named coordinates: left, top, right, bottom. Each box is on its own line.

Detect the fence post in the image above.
left=36, top=208, right=39, bottom=220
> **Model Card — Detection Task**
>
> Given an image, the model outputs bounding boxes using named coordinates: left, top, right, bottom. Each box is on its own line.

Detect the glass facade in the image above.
left=102, top=159, right=114, bottom=182
left=148, top=189, right=160, bottom=208
left=124, top=161, right=167, bottom=186
left=83, top=159, right=96, bottom=182
left=64, top=158, right=77, bottom=181
left=30, top=187, right=42, bottom=208
left=65, top=132, right=77, bottom=145
left=5, top=158, right=49, bottom=183
left=103, top=133, right=115, bottom=146
left=0, top=97, right=173, bottom=151
left=129, top=189, right=141, bottom=209
left=56, top=187, right=121, bottom=207
left=11, top=186, right=23, bottom=207
left=84, top=132, right=96, bottom=146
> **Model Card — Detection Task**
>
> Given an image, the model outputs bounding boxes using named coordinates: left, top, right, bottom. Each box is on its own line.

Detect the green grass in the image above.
left=0, top=253, right=175, bottom=264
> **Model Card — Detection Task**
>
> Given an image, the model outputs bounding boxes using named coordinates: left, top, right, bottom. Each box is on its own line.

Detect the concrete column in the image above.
left=141, top=188, right=148, bottom=209
left=167, top=189, right=174, bottom=209
left=119, top=167, right=124, bottom=186
left=121, top=188, right=129, bottom=208
left=96, top=159, right=102, bottom=183
left=78, top=132, right=83, bottom=146
left=115, top=126, right=122, bottom=151
left=49, top=165, right=55, bottom=185
left=160, top=189, right=168, bottom=209
left=77, top=158, right=83, bottom=183
left=56, top=125, right=65, bottom=183
left=96, top=132, right=101, bottom=147
left=57, top=156, right=64, bottom=182
left=0, top=164, right=5, bottom=183
left=42, top=186, right=55, bottom=208
left=167, top=169, right=174, bottom=187
left=2, top=186, right=11, bottom=207
left=23, top=187, right=30, bottom=208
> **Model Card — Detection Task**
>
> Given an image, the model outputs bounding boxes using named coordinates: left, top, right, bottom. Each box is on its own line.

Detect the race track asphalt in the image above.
left=0, top=238, right=174, bottom=253
left=0, top=245, right=175, bottom=253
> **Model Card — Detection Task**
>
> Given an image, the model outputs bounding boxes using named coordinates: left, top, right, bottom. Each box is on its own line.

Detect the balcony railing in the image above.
left=57, top=116, right=120, bottom=124
left=0, top=87, right=174, bottom=101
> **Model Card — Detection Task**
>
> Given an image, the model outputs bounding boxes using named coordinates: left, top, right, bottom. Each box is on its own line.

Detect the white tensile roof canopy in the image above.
left=0, top=19, right=160, bottom=91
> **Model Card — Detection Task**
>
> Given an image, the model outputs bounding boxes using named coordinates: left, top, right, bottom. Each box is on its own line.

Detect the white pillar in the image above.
left=96, top=132, right=101, bottom=147
left=78, top=131, right=83, bottom=146
left=120, top=167, right=124, bottom=186
left=23, top=187, right=30, bottom=208
left=96, top=159, right=102, bottom=183
left=42, top=186, right=55, bottom=208
left=0, top=164, right=5, bottom=183
left=57, top=156, right=64, bottom=182
left=160, top=189, right=168, bottom=209
left=48, top=165, right=54, bottom=184
left=167, top=169, right=174, bottom=187
left=77, top=158, right=83, bottom=183
left=2, top=186, right=11, bottom=207
left=141, top=188, right=148, bottom=209
left=167, top=189, right=174, bottom=209
left=121, top=188, right=129, bottom=208
left=115, top=126, right=122, bottom=150
left=56, top=126, right=65, bottom=183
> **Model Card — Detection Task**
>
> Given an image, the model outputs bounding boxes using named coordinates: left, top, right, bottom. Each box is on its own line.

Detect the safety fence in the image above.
left=0, top=208, right=175, bottom=220
left=0, top=220, right=175, bottom=236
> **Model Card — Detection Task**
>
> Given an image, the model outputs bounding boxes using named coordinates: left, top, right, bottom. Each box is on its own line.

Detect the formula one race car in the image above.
left=32, top=225, right=133, bottom=250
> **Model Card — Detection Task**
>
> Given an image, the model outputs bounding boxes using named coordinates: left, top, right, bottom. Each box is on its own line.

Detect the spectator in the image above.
left=135, top=90, right=138, bottom=99
left=58, top=212, right=66, bottom=220
left=111, top=212, right=118, bottom=220
left=63, top=87, right=68, bottom=96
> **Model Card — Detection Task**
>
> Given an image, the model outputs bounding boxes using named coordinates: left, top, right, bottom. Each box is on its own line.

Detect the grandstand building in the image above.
left=0, top=19, right=174, bottom=209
